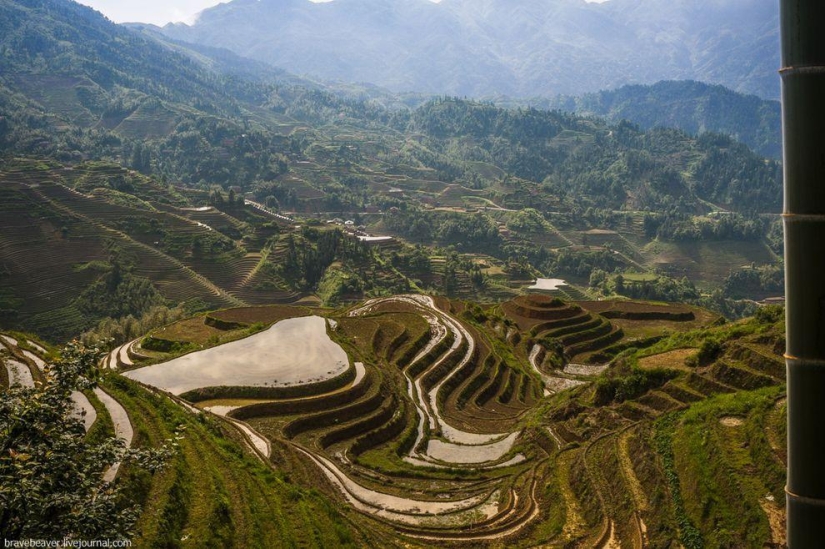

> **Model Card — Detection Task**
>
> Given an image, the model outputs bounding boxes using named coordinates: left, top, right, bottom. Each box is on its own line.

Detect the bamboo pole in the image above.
left=781, top=1, right=825, bottom=545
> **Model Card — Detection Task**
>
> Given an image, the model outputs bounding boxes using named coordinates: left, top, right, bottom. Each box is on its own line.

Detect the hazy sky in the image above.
left=75, top=0, right=401, bottom=26
left=75, top=0, right=607, bottom=27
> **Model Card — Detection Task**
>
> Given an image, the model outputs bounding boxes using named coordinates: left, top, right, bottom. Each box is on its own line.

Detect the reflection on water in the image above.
left=125, top=316, right=349, bottom=395
left=528, top=278, right=567, bottom=290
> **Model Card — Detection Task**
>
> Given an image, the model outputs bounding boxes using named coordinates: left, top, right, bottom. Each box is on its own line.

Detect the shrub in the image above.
left=695, top=339, right=722, bottom=366
left=593, top=362, right=678, bottom=405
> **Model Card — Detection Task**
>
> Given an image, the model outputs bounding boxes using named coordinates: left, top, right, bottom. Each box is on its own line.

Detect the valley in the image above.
left=0, top=0, right=792, bottom=546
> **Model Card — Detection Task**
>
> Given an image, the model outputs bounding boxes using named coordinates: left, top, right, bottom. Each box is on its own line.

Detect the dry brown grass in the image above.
left=638, top=348, right=696, bottom=371
left=209, top=305, right=309, bottom=325
left=154, top=316, right=227, bottom=344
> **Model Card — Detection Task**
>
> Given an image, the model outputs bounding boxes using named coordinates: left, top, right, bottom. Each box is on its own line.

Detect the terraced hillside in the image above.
left=0, top=160, right=421, bottom=340
left=109, top=295, right=786, bottom=546
left=0, top=332, right=378, bottom=547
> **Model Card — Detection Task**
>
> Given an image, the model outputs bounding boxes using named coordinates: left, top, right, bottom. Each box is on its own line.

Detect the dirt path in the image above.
left=617, top=427, right=648, bottom=512
left=601, top=521, right=621, bottom=548
left=617, top=426, right=649, bottom=548
left=759, top=498, right=786, bottom=547
left=766, top=397, right=786, bottom=465
left=557, top=449, right=587, bottom=541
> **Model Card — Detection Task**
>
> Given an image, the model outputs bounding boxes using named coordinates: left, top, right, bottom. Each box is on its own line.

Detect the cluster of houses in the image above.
left=326, top=218, right=395, bottom=246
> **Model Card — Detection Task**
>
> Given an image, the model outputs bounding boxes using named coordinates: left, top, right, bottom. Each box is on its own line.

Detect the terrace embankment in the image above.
left=103, top=296, right=785, bottom=546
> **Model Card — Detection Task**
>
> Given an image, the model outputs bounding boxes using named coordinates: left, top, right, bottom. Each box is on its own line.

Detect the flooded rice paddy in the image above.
left=70, top=391, right=97, bottom=432
left=93, top=388, right=133, bottom=483
left=21, top=349, right=47, bottom=372
left=528, top=278, right=567, bottom=291
left=426, top=432, right=522, bottom=464
left=5, top=358, right=34, bottom=388
left=125, top=316, right=349, bottom=395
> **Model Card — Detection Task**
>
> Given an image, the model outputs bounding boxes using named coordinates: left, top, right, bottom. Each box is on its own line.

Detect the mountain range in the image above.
left=0, top=0, right=784, bottom=340
left=535, top=80, right=782, bottom=159
left=158, top=0, right=781, bottom=100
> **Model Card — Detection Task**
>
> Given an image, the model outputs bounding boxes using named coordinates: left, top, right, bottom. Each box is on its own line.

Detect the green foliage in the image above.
left=654, top=413, right=704, bottom=549
left=0, top=0, right=786, bottom=337
left=80, top=304, right=189, bottom=347
left=317, top=266, right=364, bottom=306
left=384, top=208, right=501, bottom=252
left=593, top=358, right=678, bottom=405
left=546, top=80, right=782, bottom=160
left=691, top=339, right=722, bottom=367
left=75, top=262, right=165, bottom=321
left=279, top=229, right=373, bottom=292
left=670, top=388, right=783, bottom=548
left=645, top=212, right=767, bottom=242
left=545, top=248, right=622, bottom=280
left=0, top=342, right=168, bottom=540
left=755, top=305, right=784, bottom=325
left=723, top=265, right=784, bottom=299
left=607, top=273, right=699, bottom=303
left=409, top=99, right=780, bottom=214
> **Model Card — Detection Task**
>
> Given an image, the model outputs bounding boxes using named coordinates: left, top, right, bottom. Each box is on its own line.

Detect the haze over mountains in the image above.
left=538, top=80, right=782, bottom=159
left=158, top=0, right=780, bottom=100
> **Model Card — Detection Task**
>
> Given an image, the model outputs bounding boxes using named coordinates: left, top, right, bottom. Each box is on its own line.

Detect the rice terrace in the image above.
left=6, top=290, right=783, bottom=547
left=0, top=0, right=800, bottom=545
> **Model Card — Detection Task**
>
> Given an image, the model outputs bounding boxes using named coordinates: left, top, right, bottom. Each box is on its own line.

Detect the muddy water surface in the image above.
left=125, top=316, right=349, bottom=395
left=6, top=359, right=34, bottom=388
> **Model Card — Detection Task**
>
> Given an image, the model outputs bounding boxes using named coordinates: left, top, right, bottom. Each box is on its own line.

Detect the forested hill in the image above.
left=0, top=0, right=331, bottom=186
left=532, top=81, right=782, bottom=160
left=0, top=0, right=274, bottom=109
left=402, top=99, right=782, bottom=214
left=0, top=0, right=782, bottom=214
left=0, top=0, right=785, bottom=342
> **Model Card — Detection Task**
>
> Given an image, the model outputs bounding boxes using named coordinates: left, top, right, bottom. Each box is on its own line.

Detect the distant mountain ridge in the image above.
left=529, top=81, right=782, bottom=160
left=159, top=0, right=780, bottom=100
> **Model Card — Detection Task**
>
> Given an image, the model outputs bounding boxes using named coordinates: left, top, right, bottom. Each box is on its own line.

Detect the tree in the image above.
left=614, top=274, right=625, bottom=294
left=0, top=342, right=168, bottom=540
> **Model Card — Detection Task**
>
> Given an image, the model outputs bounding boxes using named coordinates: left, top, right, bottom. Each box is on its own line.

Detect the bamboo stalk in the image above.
left=781, top=1, right=825, bottom=545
